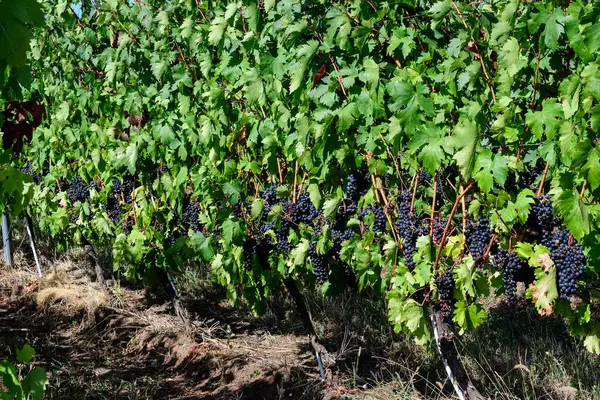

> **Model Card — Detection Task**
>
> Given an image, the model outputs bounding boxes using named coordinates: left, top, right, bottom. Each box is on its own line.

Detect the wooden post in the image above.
left=2, top=211, right=12, bottom=266
left=431, top=311, right=485, bottom=400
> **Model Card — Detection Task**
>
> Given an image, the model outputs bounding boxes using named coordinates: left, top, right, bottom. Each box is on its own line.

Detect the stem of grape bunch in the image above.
left=433, top=181, right=475, bottom=272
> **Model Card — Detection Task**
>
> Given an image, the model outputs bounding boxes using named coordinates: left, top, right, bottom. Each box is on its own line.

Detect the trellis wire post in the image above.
left=25, top=214, right=42, bottom=276
left=2, top=211, right=12, bottom=266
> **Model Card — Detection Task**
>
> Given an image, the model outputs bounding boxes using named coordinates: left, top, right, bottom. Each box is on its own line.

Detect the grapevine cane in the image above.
left=2, top=211, right=12, bottom=267
left=536, top=162, right=550, bottom=197
left=430, top=172, right=438, bottom=240
left=460, top=182, right=467, bottom=249
left=433, top=181, right=475, bottom=272
left=25, top=214, right=42, bottom=276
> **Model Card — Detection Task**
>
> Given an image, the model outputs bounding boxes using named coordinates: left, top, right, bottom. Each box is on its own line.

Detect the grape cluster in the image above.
left=21, top=161, right=43, bottom=185
left=102, top=176, right=134, bottom=225
left=434, top=173, right=445, bottom=208
left=276, top=219, right=292, bottom=253
left=465, top=218, right=491, bottom=261
left=112, top=176, right=134, bottom=203
left=372, top=204, right=386, bottom=233
left=334, top=201, right=357, bottom=230
left=419, top=171, right=432, bottom=184
left=434, top=270, right=454, bottom=318
left=493, top=249, right=525, bottom=305
left=432, top=216, right=446, bottom=245
left=395, top=190, right=419, bottom=269
left=549, top=228, right=586, bottom=300
left=291, top=192, right=320, bottom=225
left=346, top=170, right=370, bottom=202
left=258, top=222, right=274, bottom=245
left=530, top=195, right=555, bottom=247
left=262, top=185, right=279, bottom=208
left=395, top=190, right=412, bottom=237
left=309, top=240, right=328, bottom=283
left=103, top=197, right=122, bottom=224
left=67, top=176, right=92, bottom=203
left=415, top=171, right=432, bottom=197
left=182, top=200, right=201, bottom=232
left=523, top=162, right=543, bottom=188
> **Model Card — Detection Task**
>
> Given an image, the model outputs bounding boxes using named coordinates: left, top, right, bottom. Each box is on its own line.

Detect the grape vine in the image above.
left=15, top=0, right=600, bottom=356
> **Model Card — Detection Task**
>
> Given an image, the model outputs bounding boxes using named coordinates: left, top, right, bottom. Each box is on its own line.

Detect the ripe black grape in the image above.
left=358, top=205, right=370, bottom=220
left=262, top=185, right=279, bottom=208
left=465, top=218, right=491, bottom=261
left=432, top=216, right=446, bottom=245
left=419, top=171, right=432, bottom=185
left=102, top=197, right=122, bottom=224
left=434, top=173, right=445, bottom=208
left=275, top=219, right=292, bottom=253
left=523, top=161, right=543, bottom=188
left=182, top=200, right=201, bottom=232
left=21, top=161, right=43, bottom=185
left=291, top=192, right=320, bottom=225
left=434, top=270, right=455, bottom=318
left=309, top=240, right=328, bottom=283
left=395, top=190, right=419, bottom=269
left=530, top=195, right=556, bottom=247
left=372, top=204, right=386, bottom=233
left=67, top=176, right=91, bottom=203
left=346, top=170, right=370, bottom=202
left=549, top=228, right=586, bottom=300
left=334, top=201, right=358, bottom=230
left=492, top=249, right=525, bottom=305
left=112, top=176, right=134, bottom=203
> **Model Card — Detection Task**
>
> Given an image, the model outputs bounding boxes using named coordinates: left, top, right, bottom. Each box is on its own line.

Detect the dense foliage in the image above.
left=0, top=0, right=45, bottom=216
left=18, top=0, right=600, bottom=353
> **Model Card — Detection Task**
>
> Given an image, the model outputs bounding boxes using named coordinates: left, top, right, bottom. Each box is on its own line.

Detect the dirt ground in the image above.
left=2, top=246, right=598, bottom=400
left=0, top=250, right=434, bottom=400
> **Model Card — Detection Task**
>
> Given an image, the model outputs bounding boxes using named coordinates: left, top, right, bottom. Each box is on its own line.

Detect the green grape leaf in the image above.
left=553, top=189, right=589, bottom=240
left=307, top=183, right=322, bottom=208
left=251, top=199, right=264, bottom=220
left=525, top=99, right=563, bottom=140
left=208, top=17, right=227, bottom=45
left=449, top=118, right=479, bottom=180
left=583, top=148, right=600, bottom=191
left=0, top=0, right=45, bottom=67
left=323, top=197, right=341, bottom=218
left=21, top=367, right=48, bottom=400
left=584, top=329, right=600, bottom=355
left=454, top=259, right=476, bottom=297
left=0, top=360, right=21, bottom=397
left=453, top=301, right=487, bottom=334
left=189, top=232, right=214, bottom=262
left=363, top=58, right=379, bottom=89
left=291, top=239, right=309, bottom=266
left=543, top=8, right=564, bottom=51
left=222, top=220, right=243, bottom=245
left=16, top=344, right=35, bottom=364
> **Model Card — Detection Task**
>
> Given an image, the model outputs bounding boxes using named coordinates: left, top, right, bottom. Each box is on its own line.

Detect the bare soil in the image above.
left=3, top=247, right=597, bottom=400
left=0, top=256, right=417, bottom=400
